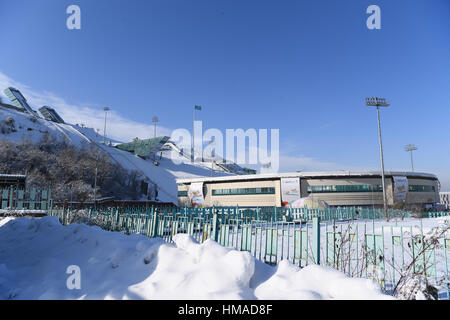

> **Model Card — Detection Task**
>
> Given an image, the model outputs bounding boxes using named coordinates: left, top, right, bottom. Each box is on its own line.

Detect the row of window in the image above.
left=307, top=184, right=435, bottom=193
left=212, top=187, right=275, bottom=196
left=178, top=191, right=188, bottom=197
left=179, top=184, right=435, bottom=197
left=178, top=187, right=276, bottom=197
left=408, top=185, right=435, bottom=192
left=307, top=185, right=383, bottom=193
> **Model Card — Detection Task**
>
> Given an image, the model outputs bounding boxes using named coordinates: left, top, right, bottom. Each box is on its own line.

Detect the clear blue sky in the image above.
left=0, top=0, right=449, bottom=189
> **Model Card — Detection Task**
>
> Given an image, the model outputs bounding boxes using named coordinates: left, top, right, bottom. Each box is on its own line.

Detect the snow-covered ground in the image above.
left=211, top=216, right=449, bottom=297
left=0, top=216, right=392, bottom=300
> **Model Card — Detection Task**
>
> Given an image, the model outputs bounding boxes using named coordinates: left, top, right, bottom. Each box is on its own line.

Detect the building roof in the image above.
left=176, top=171, right=438, bottom=184
left=116, top=136, right=170, bottom=157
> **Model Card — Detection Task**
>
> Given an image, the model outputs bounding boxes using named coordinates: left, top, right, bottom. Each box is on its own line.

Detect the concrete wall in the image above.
left=301, top=177, right=386, bottom=206
left=205, top=180, right=281, bottom=207
left=406, top=178, right=439, bottom=204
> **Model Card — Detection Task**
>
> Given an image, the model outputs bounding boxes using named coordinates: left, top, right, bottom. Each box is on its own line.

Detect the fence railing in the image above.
left=49, top=206, right=450, bottom=299
left=53, top=205, right=413, bottom=223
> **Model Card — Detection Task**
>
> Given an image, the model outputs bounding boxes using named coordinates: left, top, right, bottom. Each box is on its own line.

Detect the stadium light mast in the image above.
left=103, top=107, right=110, bottom=144
left=93, top=151, right=99, bottom=208
left=192, top=105, right=202, bottom=162
left=152, top=116, right=159, bottom=138
left=365, top=97, right=390, bottom=217
left=404, top=144, right=417, bottom=172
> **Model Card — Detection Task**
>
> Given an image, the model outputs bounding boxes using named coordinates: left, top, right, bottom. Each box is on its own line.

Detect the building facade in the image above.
left=177, top=171, right=440, bottom=208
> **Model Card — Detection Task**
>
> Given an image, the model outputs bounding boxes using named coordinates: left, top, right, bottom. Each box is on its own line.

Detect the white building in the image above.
left=177, top=171, right=440, bottom=208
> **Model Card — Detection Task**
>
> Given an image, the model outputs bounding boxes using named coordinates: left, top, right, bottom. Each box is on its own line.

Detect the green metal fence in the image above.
left=53, top=205, right=412, bottom=223
left=1, top=187, right=52, bottom=211
left=49, top=206, right=450, bottom=299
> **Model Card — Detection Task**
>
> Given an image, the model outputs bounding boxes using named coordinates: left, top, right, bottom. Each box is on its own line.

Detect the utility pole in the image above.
left=103, top=107, right=110, bottom=144
left=365, top=97, right=390, bottom=218
left=94, top=151, right=99, bottom=208
left=404, top=144, right=417, bottom=172
left=192, top=105, right=201, bottom=162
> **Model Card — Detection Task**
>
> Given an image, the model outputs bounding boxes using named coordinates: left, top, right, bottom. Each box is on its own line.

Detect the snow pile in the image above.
left=0, top=217, right=393, bottom=300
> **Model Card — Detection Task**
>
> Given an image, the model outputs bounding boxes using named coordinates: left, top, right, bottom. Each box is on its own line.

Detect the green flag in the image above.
left=194, top=105, right=202, bottom=110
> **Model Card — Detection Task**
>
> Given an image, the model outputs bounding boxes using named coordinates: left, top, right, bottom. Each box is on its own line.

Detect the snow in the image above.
left=0, top=216, right=392, bottom=300
left=0, top=107, right=90, bottom=146
left=255, top=261, right=387, bottom=300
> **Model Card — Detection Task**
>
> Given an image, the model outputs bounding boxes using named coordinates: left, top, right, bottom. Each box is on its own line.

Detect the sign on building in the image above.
left=188, top=182, right=205, bottom=207
left=393, top=176, right=408, bottom=204
left=280, top=177, right=301, bottom=205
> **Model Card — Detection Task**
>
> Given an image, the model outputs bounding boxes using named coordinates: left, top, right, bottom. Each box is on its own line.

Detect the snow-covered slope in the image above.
left=0, top=106, right=230, bottom=204
left=0, top=107, right=91, bottom=145
left=0, top=217, right=392, bottom=300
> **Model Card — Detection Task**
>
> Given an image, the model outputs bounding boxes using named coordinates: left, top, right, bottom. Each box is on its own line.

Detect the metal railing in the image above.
left=49, top=206, right=450, bottom=299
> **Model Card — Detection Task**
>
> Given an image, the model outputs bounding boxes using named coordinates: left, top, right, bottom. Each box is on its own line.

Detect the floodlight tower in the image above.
left=192, top=105, right=202, bottom=162
left=365, top=97, right=390, bottom=217
left=404, top=144, right=418, bottom=172
left=152, top=116, right=159, bottom=138
left=103, top=107, right=110, bottom=144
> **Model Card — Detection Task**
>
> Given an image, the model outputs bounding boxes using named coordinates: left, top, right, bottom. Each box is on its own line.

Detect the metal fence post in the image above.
left=8, top=186, right=13, bottom=209
left=211, top=211, right=219, bottom=242
left=312, top=214, right=320, bottom=265
left=151, top=210, right=159, bottom=238
left=62, top=207, right=66, bottom=225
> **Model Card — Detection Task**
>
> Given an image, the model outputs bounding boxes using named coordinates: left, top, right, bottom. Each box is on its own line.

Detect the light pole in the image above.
left=93, top=150, right=99, bottom=208
left=208, top=138, right=216, bottom=177
left=365, top=97, right=390, bottom=217
left=404, top=144, right=417, bottom=172
left=103, top=107, right=110, bottom=144
left=192, top=105, right=202, bottom=162
left=152, top=116, right=159, bottom=138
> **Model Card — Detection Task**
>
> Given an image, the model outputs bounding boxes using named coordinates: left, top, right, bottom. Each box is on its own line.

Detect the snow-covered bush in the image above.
left=395, top=274, right=438, bottom=300
left=0, top=116, right=16, bottom=134
left=390, top=219, right=449, bottom=300
left=0, top=135, right=144, bottom=201
left=64, top=209, right=112, bottom=229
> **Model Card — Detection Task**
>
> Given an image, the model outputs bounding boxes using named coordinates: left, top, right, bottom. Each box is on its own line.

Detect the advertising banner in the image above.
left=280, top=177, right=301, bottom=204
left=188, top=182, right=205, bottom=207
left=393, top=176, right=408, bottom=204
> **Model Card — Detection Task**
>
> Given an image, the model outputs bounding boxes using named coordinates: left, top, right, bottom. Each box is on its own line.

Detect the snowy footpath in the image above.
left=0, top=217, right=392, bottom=300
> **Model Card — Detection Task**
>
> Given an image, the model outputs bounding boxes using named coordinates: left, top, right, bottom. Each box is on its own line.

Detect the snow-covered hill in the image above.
left=0, top=106, right=230, bottom=204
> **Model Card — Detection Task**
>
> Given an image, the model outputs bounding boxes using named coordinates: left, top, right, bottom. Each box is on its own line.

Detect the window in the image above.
left=212, top=187, right=275, bottom=196
left=408, top=185, right=435, bottom=192
left=307, top=184, right=383, bottom=193
left=177, top=190, right=188, bottom=197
